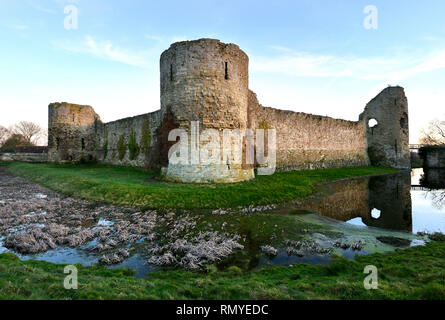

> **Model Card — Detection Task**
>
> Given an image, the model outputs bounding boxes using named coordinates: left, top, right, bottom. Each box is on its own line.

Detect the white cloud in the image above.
left=26, top=0, right=57, bottom=14
left=268, top=45, right=293, bottom=53
left=144, top=34, right=195, bottom=45
left=251, top=48, right=445, bottom=84
left=144, top=34, right=164, bottom=42
left=54, top=36, right=153, bottom=67
left=8, top=24, right=29, bottom=30
left=422, top=35, right=441, bottom=42
left=249, top=47, right=445, bottom=143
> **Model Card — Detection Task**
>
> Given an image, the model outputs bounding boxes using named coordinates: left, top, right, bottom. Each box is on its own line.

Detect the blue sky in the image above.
left=1, top=0, right=445, bottom=143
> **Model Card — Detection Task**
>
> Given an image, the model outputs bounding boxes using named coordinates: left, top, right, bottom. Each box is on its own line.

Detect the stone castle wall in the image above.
left=420, top=147, right=445, bottom=169
left=0, top=153, right=48, bottom=163
left=248, top=91, right=370, bottom=170
left=47, top=38, right=411, bottom=183
left=100, top=111, right=161, bottom=167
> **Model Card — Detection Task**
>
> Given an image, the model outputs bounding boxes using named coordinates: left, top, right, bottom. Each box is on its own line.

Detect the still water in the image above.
left=299, top=168, right=445, bottom=234
left=1, top=168, right=444, bottom=277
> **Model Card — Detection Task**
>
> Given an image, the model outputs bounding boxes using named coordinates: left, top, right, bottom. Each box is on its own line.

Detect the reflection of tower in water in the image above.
left=294, top=171, right=413, bottom=232
left=364, top=172, right=412, bottom=232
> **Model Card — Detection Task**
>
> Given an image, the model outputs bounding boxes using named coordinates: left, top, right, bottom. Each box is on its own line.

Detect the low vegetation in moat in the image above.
left=1, top=240, right=445, bottom=300
left=1, top=162, right=396, bottom=209
left=2, top=162, right=432, bottom=300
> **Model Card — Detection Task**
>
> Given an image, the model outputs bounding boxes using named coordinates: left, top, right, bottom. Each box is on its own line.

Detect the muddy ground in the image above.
left=1, top=168, right=417, bottom=272
left=0, top=168, right=245, bottom=269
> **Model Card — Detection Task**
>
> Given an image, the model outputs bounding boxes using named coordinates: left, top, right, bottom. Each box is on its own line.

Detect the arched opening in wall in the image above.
left=368, top=118, right=378, bottom=128
left=81, top=138, right=85, bottom=150
left=225, top=62, right=229, bottom=80
left=371, top=208, right=381, bottom=219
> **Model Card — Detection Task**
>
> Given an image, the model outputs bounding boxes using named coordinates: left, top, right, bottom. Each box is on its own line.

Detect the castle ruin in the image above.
left=47, top=38, right=410, bottom=183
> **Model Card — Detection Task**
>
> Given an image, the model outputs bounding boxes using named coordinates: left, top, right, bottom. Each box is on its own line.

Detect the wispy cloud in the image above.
left=8, top=24, right=29, bottom=30
left=422, top=35, right=441, bottom=42
left=54, top=34, right=202, bottom=67
left=144, top=34, right=165, bottom=43
left=54, top=36, right=153, bottom=67
left=251, top=46, right=445, bottom=86
left=26, top=0, right=57, bottom=14
left=268, top=45, right=293, bottom=53
left=144, top=34, right=192, bottom=45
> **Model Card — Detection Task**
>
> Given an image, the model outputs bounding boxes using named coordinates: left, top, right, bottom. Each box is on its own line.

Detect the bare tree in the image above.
left=39, top=128, right=48, bottom=146
left=0, top=125, right=9, bottom=145
left=426, top=190, right=445, bottom=210
left=420, top=119, right=445, bottom=145
left=11, top=121, right=43, bottom=145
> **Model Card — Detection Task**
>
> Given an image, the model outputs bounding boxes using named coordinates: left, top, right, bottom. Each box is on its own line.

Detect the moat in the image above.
left=0, top=168, right=443, bottom=278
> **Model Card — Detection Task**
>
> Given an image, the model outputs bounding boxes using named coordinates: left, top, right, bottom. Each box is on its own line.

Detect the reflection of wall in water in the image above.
left=298, top=179, right=369, bottom=221
left=421, top=169, right=445, bottom=189
left=297, top=172, right=412, bottom=232
left=420, top=147, right=445, bottom=169
left=420, top=169, right=445, bottom=210
left=365, top=173, right=412, bottom=232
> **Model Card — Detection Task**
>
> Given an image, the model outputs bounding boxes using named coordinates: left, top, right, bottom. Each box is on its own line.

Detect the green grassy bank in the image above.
left=1, top=162, right=395, bottom=209
left=1, top=240, right=445, bottom=300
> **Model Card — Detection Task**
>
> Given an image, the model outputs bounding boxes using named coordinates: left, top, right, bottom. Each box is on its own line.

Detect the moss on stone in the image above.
left=367, top=146, right=384, bottom=166
left=141, top=118, right=151, bottom=153
left=258, top=120, right=271, bottom=130
left=128, top=130, right=140, bottom=161
left=103, top=129, right=109, bottom=160
left=103, top=140, right=108, bottom=160
left=117, top=135, right=126, bottom=161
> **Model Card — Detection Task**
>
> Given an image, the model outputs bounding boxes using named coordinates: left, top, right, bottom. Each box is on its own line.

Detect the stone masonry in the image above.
left=359, top=86, right=410, bottom=169
left=420, top=146, right=445, bottom=169
left=47, top=38, right=411, bottom=183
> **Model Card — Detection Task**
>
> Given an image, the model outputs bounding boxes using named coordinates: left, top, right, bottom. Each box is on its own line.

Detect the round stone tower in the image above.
left=159, top=38, right=254, bottom=183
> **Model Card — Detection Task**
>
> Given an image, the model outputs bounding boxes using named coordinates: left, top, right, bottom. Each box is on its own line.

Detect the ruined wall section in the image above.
left=0, top=153, right=48, bottom=163
left=100, top=111, right=161, bottom=167
left=48, top=103, right=102, bottom=162
left=160, top=39, right=254, bottom=183
left=248, top=91, right=370, bottom=171
left=420, top=147, right=445, bottom=169
left=359, top=86, right=410, bottom=169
